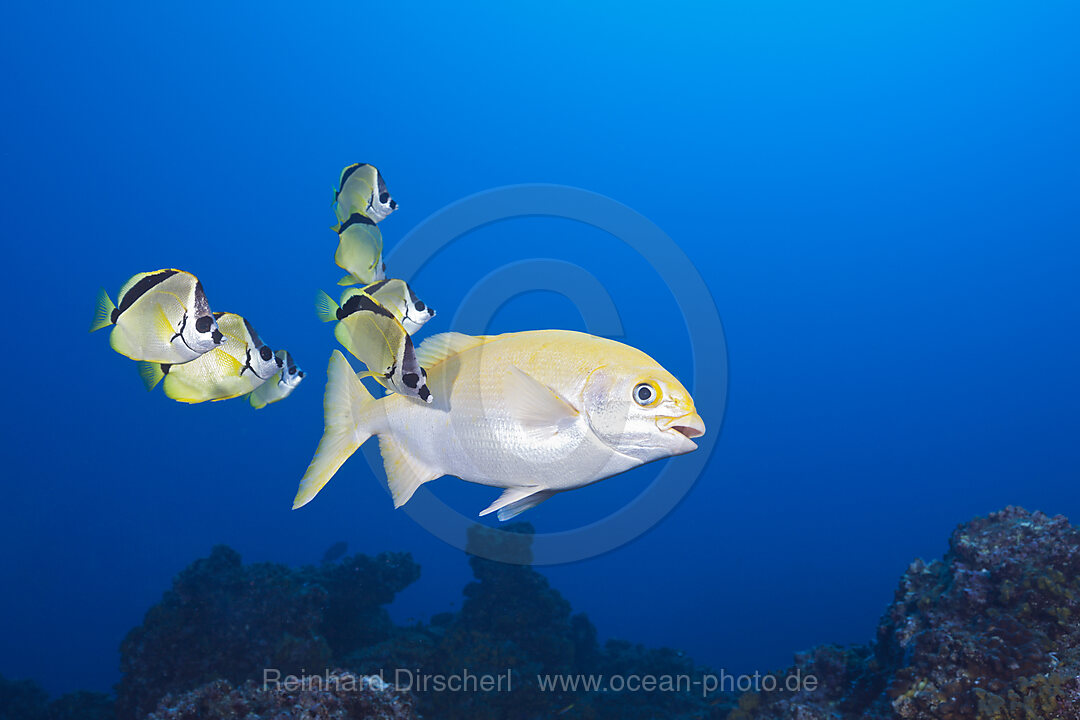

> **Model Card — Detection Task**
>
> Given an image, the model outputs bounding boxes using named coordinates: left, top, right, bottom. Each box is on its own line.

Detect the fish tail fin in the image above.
left=136, top=361, right=166, bottom=391
left=89, top=288, right=116, bottom=332
left=293, top=350, right=374, bottom=509
left=315, top=290, right=340, bottom=322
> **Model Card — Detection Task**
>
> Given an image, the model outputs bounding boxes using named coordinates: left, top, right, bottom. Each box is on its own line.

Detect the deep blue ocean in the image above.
left=3, top=0, right=1079, bottom=704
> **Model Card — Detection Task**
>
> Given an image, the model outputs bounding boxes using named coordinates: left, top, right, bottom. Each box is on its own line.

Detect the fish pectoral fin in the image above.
left=480, top=487, right=557, bottom=521
left=505, top=366, right=579, bottom=439
left=378, top=436, right=440, bottom=508
left=337, top=273, right=361, bottom=286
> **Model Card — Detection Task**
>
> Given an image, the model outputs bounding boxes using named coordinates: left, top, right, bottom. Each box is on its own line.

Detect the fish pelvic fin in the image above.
left=293, top=350, right=373, bottom=509
left=337, top=273, right=361, bottom=287
left=480, top=487, right=557, bottom=521
left=137, top=361, right=166, bottom=391
left=378, top=436, right=440, bottom=508
left=90, top=288, right=116, bottom=332
left=315, top=290, right=340, bottom=323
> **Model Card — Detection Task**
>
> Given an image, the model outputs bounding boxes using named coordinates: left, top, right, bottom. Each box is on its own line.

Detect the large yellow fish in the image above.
left=294, top=330, right=705, bottom=520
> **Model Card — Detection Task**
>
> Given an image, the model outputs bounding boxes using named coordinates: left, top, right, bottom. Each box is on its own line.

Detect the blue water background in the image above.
left=2, top=0, right=1079, bottom=695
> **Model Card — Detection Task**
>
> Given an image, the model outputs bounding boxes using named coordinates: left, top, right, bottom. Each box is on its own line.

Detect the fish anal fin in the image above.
left=505, top=366, right=579, bottom=440
left=378, top=435, right=440, bottom=508
left=480, top=487, right=557, bottom=521
left=137, top=361, right=165, bottom=391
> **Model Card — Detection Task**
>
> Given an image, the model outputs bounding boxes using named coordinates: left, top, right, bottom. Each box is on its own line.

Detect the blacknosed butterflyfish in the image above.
left=326, top=279, right=435, bottom=335
left=333, top=163, right=397, bottom=225
left=333, top=213, right=386, bottom=287
left=138, top=312, right=282, bottom=403
left=90, top=269, right=224, bottom=364
left=248, top=350, right=305, bottom=409
left=315, top=289, right=432, bottom=403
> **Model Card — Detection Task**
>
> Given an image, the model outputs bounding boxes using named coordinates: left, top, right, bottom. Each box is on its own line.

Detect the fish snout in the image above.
left=657, top=412, right=706, bottom=440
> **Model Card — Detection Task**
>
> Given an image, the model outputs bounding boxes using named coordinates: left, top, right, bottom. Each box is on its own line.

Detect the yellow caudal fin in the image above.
left=293, top=350, right=375, bottom=509
left=314, top=290, right=339, bottom=323
left=137, top=361, right=165, bottom=391
left=89, top=288, right=116, bottom=333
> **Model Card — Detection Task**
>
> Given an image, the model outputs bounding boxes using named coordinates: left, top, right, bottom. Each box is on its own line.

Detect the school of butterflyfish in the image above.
left=93, top=163, right=706, bottom=520
left=90, top=269, right=304, bottom=407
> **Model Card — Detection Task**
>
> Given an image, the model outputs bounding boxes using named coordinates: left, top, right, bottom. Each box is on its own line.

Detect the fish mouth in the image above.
left=658, top=412, right=706, bottom=440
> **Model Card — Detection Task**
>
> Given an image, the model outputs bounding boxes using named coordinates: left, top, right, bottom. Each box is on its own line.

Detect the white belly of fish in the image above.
left=369, top=362, right=641, bottom=492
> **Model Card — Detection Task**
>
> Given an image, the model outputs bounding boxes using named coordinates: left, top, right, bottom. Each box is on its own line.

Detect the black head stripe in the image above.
left=117, top=269, right=179, bottom=316
left=242, top=318, right=264, bottom=347
left=337, top=212, right=376, bottom=233
left=376, top=170, right=388, bottom=196
left=193, top=280, right=210, bottom=316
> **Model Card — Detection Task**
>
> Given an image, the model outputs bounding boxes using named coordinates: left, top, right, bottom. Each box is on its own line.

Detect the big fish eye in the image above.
left=633, top=382, right=661, bottom=407
left=195, top=316, right=213, bottom=333
left=379, top=191, right=390, bottom=203
left=260, top=346, right=273, bottom=362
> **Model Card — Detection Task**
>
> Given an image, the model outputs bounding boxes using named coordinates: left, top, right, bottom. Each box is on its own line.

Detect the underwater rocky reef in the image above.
left=4, top=506, right=1079, bottom=719
left=729, top=507, right=1080, bottom=720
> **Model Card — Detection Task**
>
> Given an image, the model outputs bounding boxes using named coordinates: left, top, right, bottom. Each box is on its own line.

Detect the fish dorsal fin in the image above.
left=414, top=332, right=487, bottom=368
left=378, top=435, right=441, bottom=508
left=479, top=486, right=557, bottom=521
left=505, top=366, right=579, bottom=440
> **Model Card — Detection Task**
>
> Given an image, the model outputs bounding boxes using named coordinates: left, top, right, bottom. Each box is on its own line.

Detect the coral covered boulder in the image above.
left=144, top=670, right=416, bottom=720
left=117, top=545, right=419, bottom=720
left=733, top=506, right=1080, bottom=720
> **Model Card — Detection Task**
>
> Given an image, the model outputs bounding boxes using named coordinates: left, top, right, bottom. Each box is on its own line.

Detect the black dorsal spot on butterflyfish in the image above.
left=117, top=269, right=179, bottom=317
left=338, top=293, right=395, bottom=321
left=337, top=212, right=375, bottom=234
left=337, top=163, right=368, bottom=200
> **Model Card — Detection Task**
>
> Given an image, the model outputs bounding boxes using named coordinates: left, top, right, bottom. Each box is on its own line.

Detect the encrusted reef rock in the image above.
left=117, top=545, right=419, bottom=720
left=733, top=506, right=1080, bottom=720
left=347, top=523, right=727, bottom=720
left=144, top=670, right=416, bottom=720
